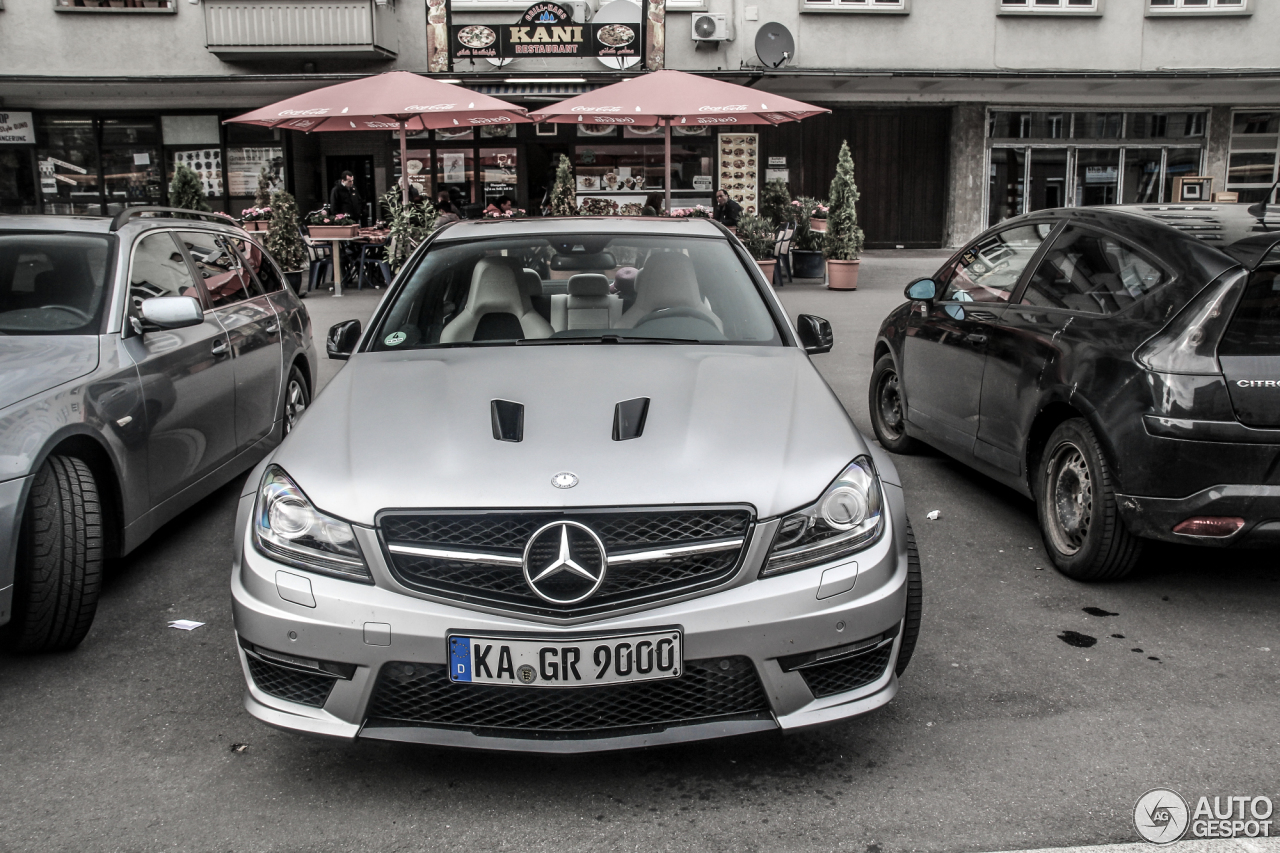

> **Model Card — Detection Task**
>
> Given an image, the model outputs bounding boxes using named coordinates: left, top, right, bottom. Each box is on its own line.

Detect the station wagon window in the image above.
left=0, top=232, right=114, bottom=334
left=128, top=231, right=204, bottom=314
left=176, top=231, right=262, bottom=308
left=1020, top=226, right=1166, bottom=313
left=233, top=239, right=286, bottom=294
left=937, top=224, right=1052, bottom=304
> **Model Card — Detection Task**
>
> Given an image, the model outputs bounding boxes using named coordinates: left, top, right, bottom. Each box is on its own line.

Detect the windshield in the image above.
left=369, top=234, right=781, bottom=350
left=0, top=232, right=115, bottom=335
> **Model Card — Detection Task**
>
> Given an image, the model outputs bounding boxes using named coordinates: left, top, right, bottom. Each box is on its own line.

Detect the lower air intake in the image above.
left=247, top=656, right=336, bottom=708
left=799, top=645, right=893, bottom=698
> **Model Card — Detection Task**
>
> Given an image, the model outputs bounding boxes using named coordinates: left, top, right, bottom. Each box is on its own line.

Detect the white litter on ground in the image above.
left=926, top=510, right=941, bottom=520
left=168, top=620, right=205, bottom=631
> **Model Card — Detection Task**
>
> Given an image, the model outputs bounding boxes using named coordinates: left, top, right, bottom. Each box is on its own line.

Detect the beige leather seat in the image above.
left=550, top=273, right=622, bottom=331
left=439, top=259, right=553, bottom=343
left=619, top=252, right=707, bottom=329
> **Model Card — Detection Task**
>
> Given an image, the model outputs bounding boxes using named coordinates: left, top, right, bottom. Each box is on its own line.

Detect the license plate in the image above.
left=448, top=630, right=682, bottom=688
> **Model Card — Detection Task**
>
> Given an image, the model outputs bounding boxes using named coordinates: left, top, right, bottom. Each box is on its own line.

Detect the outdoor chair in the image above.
left=301, top=229, right=332, bottom=293
left=772, top=223, right=796, bottom=286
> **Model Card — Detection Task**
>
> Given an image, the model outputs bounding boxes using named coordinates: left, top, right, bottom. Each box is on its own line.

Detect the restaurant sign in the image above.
left=0, top=112, right=35, bottom=145
left=450, top=2, right=642, bottom=61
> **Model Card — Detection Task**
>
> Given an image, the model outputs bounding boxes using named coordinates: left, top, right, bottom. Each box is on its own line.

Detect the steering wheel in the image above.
left=633, top=305, right=720, bottom=329
left=38, top=305, right=93, bottom=323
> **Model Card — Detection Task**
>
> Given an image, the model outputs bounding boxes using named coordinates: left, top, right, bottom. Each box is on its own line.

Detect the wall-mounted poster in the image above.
left=441, top=152, right=466, bottom=183
left=717, top=132, right=758, bottom=215
left=227, top=146, right=283, bottom=196
left=173, top=148, right=222, bottom=198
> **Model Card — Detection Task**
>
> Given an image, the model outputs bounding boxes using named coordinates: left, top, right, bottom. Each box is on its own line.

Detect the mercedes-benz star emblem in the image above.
left=522, top=521, right=607, bottom=605
left=551, top=471, right=578, bottom=489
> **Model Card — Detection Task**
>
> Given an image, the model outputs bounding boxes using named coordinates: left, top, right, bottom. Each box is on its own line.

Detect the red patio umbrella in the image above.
left=226, top=71, right=531, bottom=206
left=528, top=70, right=828, bottom=212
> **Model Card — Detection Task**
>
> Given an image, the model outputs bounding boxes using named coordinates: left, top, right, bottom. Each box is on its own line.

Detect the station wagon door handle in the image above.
left=265, top=322, right=280, bottom=334
left=211, top=338, right=230, bottom=356
left=965, top=333, right=988, bottom=345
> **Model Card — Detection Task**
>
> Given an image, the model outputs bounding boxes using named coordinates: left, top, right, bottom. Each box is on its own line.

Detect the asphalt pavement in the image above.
left=0, top=255, right=1276, bottom=853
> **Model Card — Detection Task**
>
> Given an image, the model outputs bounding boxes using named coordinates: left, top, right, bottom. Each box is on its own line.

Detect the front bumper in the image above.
left=231, top=484, right=911, bottom=753
left=1118, top=484, right=1280, bottom=547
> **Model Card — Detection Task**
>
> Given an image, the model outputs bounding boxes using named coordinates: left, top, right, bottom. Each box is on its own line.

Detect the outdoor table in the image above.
left=316, top=230, right=387, bottom=297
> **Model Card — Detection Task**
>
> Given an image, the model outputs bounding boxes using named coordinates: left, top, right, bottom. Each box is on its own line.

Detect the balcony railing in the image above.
left=204, top=0, right=398, bottom=59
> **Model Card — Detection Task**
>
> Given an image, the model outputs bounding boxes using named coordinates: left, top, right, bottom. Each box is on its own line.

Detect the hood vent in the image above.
left=612, top=397, right=650, bottom=441
left=491, top=400, right=524, bottom=442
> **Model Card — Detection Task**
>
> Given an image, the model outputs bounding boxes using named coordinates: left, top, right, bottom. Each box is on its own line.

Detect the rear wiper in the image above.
left=517, top=335, right=698, bottom=346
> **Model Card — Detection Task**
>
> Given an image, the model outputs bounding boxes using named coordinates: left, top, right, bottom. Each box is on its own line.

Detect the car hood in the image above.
left=273, top=346, right=868, bottom=526
left=0, top=335, right=101, bottom=413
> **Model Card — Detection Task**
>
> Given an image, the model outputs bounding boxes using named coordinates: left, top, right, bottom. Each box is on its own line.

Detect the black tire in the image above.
left=8, top=456, right=103, bottom=652
left=869, top=354, right=919, bottom=453
left=283, top=364, right=310, bottom=436
left=895, top=519, right=923, bottom=677
left=1036, top=418, right=1142, bottom=581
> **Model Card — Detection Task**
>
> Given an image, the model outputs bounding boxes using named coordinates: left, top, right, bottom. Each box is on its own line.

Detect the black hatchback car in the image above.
left=869, top=204, right=1280, bottom=581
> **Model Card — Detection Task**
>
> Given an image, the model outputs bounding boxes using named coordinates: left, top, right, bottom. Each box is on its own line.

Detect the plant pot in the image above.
left=308, top=225, right=359, bottom=238
left=827, top=258, right=860, bottom=291
left=809, top=217, right=827, bottom=233
left=791, top=249, right=825, bottom=280
left=283, top=270, right=304, bottom=295
left=242, top=220, right=268, bottom=231
left=755, top=258, right=777, bottom=283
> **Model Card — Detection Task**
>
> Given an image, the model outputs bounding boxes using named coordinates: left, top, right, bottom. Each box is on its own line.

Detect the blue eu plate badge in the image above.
left=450, top=636, right=472, bottom=682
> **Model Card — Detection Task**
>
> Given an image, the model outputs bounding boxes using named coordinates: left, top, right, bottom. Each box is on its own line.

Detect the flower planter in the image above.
left=755, top=259, right=777, bottom=284
left=790, top=249, right=825, bottom=279
left=827, top=259, right=860, bottom=291
left=809, top=217, right=828, bottom=233
left=308, top=225, right=360, bottom=238
left=241, top=220, right=269, bottom=231
left=283, top=270, right=305, bottom=296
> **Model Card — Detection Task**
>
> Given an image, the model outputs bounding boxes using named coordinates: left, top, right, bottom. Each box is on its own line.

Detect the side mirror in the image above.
left=138, top=295, right=203, bottom=331
left=905, top=278, right=937, bottom=301
left=796, top=314, right=833, bottom=355
left=327, top=320, right=362, bottom=360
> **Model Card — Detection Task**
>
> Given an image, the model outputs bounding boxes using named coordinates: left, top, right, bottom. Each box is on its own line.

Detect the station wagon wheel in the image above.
left=1035, top=418, right=1142, bottom=582
left=868, top=354, right=918, bottom=453
left=284, top=365, right=310, bottom=436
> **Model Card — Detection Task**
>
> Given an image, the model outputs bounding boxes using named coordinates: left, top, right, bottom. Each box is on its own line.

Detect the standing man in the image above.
left=329, top=171, right=363, bottom=224
left=714, top=189, right=743, bottom=228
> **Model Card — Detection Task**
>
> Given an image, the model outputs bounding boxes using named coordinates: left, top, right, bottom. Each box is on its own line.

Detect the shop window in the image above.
left=169, top=149, right=225, bottom=206
left=480, top=148, right=518, bottom=209
left=1122, top=149, right=1164, bottom=203
left=1147, top=0, right=1250, bottom=14
left=1227, top=111, right=1280, bottom=204
left=101, top=117, right=162, bottom=215
left=802, top=0, right=909, bottom=14
left=988, top=148, right=1025, bottom=226
left=1074, top=149, right=1119, bottom=206
left=1028, top=148, right=1068, bottom=212
left=1073, top=113, right=1123, bottom=140
left=55, top=0, right=175, bottom=11
left=1162, top=148, right=1204, bottom=202
left=989, top=111, right=1067, bottom=140
left=37, top=116, right=101, bottom=216
left=1125, top=112, right=1205, bottom=139
left=998, top=0, right=1100, bottom=14
left=0, top=150, right=38, bottom=215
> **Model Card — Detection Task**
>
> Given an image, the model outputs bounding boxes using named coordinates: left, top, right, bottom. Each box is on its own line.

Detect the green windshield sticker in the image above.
left=385, top=331, right=407, bottom=346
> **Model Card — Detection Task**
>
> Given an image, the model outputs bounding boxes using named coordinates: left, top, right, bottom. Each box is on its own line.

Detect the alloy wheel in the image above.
left=1046, top=441, right=1092, bottom=556
left=285, top=379, right=308, bottom=434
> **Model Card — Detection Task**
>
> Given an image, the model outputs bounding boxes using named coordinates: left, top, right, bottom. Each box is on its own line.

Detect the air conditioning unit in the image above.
left=692, top=13, right=729, bottom=41
left=565, top=0, right=592, bottom=23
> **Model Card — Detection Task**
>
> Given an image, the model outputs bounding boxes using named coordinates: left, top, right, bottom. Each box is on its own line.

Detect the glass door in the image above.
left=479, top=147, right=517, bottom=209
left=1122, top=149, right=1164, bottom=204
left=1074, top=149, right=1119, bottom=206
left=36, top=116, right=101, bottom=215
left=1027, top=148, right=1068, bottom=212
left=988, top=147, right=1025, bottom=226
left=100, top=117, right=162, bottom=214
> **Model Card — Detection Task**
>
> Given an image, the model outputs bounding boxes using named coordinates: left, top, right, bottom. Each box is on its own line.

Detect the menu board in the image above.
left=227, top=146, right=283, bottom=196
left=174, top=149, right=223, bottom=198
left=717, top=133, right=758, bottom=215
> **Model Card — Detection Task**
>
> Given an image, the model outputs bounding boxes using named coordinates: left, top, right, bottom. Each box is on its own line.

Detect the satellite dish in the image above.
left=755, top=22, right=794, bottom=69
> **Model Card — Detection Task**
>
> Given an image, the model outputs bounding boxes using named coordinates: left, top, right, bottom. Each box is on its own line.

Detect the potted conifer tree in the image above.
left=550, top=154, right=577, bottom=216
left=265, top=190, right=308, bottom=295
left=170, top=164, right=211, bottom=213
left=823, top=140, right=865, bottom=291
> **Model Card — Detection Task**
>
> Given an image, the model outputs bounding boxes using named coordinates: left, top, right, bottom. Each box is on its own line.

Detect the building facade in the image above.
left=1, top=0, right=1278, bottom=247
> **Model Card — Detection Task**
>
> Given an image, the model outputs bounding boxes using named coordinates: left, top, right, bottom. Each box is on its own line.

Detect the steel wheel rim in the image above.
left=1046, top=441, right=1092, bottom=556
left=877, top=370, right=905, bottom=438
left=285, top=379, right=307, bottom=434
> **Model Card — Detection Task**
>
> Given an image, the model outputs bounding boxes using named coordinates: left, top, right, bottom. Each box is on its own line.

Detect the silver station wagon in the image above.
left=232, top=216, right=921, bottom=752
left=0, top=209, right=314, bottom=652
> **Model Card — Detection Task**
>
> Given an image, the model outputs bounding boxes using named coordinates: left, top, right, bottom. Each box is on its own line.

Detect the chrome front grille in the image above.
left=378, top=507, right=754, bottom=617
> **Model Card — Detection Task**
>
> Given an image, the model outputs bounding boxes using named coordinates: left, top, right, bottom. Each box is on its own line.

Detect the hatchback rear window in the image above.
left=370, top=234, right=781, bottom=350
left=1218, top=266, right=1280, bottom=356
left=0, top=232, right=115, bottom=334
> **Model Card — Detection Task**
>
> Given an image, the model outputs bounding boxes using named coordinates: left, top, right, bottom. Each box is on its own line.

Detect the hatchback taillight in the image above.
left=1171, top=516, right=1244, bottom=537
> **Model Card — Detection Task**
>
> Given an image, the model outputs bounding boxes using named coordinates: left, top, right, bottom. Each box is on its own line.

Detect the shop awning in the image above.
left=466, top=83, right=601, bottom=101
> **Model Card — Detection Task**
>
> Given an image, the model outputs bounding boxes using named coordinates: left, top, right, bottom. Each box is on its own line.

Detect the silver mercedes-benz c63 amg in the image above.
left=231, top=216, right=922, bottom=752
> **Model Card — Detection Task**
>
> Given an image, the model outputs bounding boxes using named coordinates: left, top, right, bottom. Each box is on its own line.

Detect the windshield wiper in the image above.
left=517, top=335, right=698, bottom=346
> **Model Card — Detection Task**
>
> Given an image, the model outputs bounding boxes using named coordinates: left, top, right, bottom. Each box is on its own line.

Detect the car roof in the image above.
left=0, top=214, right=116, bottom=234
left=433, top=216, right=729, bottom=242
left=0, top=210, right=243, bottom=236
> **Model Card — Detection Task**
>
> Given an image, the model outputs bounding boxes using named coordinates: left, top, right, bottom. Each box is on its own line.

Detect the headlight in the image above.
left=253, top=465, right=371, bottom=582
left=760, top=457, right=884, bottom=578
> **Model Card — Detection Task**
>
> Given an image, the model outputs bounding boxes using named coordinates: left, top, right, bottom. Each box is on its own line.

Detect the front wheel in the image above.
left=869, top=354, right=918, bottom=453
left=7, top=456, right=103, bottom=652
left=1036, top=418, right=1142, bottom=581
left=894, top=519, right=923, bottom=677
